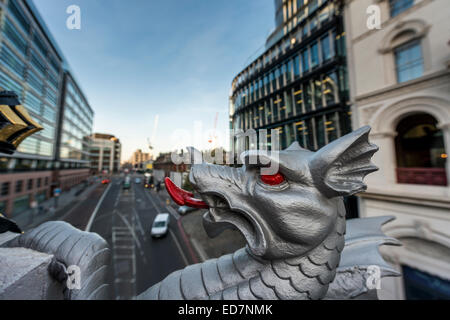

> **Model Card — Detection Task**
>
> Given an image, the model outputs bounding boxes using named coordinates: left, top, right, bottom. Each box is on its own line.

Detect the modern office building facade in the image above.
left=90, top=133, right=121, bottom=174
left=55, top=71, right=93, bottom=190
left=229, top=0, right=351, bottom=155
left=0, top=0, right=94, bottom=216
left=344, top=0, right=450, bottom=299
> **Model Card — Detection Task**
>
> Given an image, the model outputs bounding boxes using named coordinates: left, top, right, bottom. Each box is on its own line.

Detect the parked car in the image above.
left=135, top=178, right=142, bottom=184
left=151, top=213, right=170, bottom=238
left=178, top=205, right=196, bottom=215
left=102, top=179, right=111, bottom=184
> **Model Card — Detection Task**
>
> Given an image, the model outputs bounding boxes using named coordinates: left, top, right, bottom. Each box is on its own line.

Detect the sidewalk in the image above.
left=150, top=187, right=246, bottom=261
left=14, top=181, right=101, bottom=231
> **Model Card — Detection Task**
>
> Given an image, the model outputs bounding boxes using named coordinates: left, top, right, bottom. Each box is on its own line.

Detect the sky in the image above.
left=32, top=0, right=275, bottom=161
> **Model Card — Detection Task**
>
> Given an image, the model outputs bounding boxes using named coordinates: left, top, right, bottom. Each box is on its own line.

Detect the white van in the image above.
left=151, top=213, right=170, bottom=238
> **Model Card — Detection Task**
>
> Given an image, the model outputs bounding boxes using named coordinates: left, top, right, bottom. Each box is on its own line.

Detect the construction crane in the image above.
left=147, top=115, right=159, bottom=151
left=208, top=112, right=219, bottom=147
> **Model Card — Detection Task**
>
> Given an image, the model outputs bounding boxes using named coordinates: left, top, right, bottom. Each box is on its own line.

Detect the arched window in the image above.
left=395, top=113, right=447, bottom=186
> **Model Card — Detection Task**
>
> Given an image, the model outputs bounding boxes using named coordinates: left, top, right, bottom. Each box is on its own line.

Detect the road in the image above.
left=61, top=175, right=197, bottom=299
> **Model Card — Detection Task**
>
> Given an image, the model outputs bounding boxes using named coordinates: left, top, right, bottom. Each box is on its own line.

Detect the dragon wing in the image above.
left=325, top=216, right=401, bottom=300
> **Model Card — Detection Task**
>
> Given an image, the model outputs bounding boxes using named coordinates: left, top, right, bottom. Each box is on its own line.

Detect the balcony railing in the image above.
left=396, top=167, right=448, bottom=186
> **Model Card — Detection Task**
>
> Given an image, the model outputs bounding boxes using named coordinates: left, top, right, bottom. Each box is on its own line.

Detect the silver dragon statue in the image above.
left=0, top=124, right=400, bottom=300
left=138, top=126, right=400, bottom=300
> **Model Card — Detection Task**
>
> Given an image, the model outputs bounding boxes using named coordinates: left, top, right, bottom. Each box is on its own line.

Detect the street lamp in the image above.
left=0, top=89, right=43, bottom=154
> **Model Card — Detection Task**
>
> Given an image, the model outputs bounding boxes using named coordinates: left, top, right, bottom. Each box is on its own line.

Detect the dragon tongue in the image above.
left=165, top=177, right=209, bottom=209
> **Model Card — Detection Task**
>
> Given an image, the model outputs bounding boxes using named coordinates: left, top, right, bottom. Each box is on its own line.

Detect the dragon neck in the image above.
left=215, top=203, right=346, bottom=300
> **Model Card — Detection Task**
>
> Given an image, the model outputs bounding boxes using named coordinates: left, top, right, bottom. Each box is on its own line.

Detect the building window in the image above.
left=293, top=55, right=300, bottom=78
left=301, top=49, right=309, bottom=73
left=395, top=40, right=423, bottom=83
left=304, top=82, right=313, bottom=113
left=321, top=34, right=332, bottom=62
left=395, top=113, right=447, bottom=186
left=15, top=180, right=23, bottom=193
left=45, top=177, right=49, bottom=186
left=37, top=178, right=42, bottom=188
left=1, top=182, right=10, bottom=196
left=12, top=195, right=29, bottom=217
left=310, top=42, right=319, bottom=69
left=403, top=265, right=450, bottom=299
left=27, top=179, right=33, bottom=190
left=390, top=0, right=414, bottom=17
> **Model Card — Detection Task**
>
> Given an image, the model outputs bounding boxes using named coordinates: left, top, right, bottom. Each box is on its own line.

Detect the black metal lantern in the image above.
left=0, top=89, right=43, bottom=154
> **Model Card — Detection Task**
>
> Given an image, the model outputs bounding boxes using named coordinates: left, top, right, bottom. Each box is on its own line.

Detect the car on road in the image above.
left=123, top=176, right=131, bottom=189
left=135, top=178, right=142, bottom=184
left=102, top=179, right=111, bottom=184
left=151, top=213, right=170, bottom=238
left=178, top=205, right=196, bottom=215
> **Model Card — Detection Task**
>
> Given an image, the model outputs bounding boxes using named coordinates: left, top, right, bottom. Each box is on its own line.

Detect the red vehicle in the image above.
left=102, top=179, right=111, bottom=184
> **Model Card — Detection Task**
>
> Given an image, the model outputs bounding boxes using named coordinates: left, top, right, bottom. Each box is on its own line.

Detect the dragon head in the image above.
left=166, top=126, right=379, bottom=260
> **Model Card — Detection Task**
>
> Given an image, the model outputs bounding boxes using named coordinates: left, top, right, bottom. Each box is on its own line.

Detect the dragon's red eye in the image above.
left=260, top=172, right=285, bottom=185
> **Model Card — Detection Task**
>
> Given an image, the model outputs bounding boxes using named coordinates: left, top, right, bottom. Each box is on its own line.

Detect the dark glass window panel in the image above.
left=266, top=101, right=273, bottom=124
left=30, top=50, right=46, bottom=75
left=294, top=120, right=305, bottom=148
left=279, top=94, right=286, bottom=120
left=280, top=65, right=286, bottom=87
left=15, top=180, right=23, bottom=193
left=8, top=0, right=30, bottom=32
left=1, top=182, right=10, bottom=196
left=27, top=179, right=33, bottom=190
left=285, top=124, right=295, bottom=148
left=395, top=40, right=423, bottom=83
left=311, top=42, right=319, bottom=68
left=304, top=82, right=313, bottom=113
left=272, top=97, right=279, bottom=123
left=326, top=113, right=338, bottom=143
left=3, top=18, right=27, bottom=55
left=275, top=68, right=281, bottom=86
left=310, top=17, right=319, bottom=33
left=286, top=60, right=293, bottom=83
left=280, top=127, right=287, bottom=150
left=33, top=33, right=48, bottom=57
left=259, top=104, right=266, bottom=126
left=293, top=85, right=303, bottom=115
left=395, top=113, right=447, bottom=169
left=314, top=79, right=323, bottom=109
left=285, top=90, right=293, bottom=117
left=0, top=44, right=25, bottom=80
left=324, top=72, right=338, bottom=106
left=316, top=116, right=326, bottom=149
left=304, top=118, right=315, bottom=151
left=321, top=34, right=331, bottom=61
left=301, top=50, right=309, bottom=73
left=390, top=0, right=414, bottom=17
left=294, top=55, right=300, bottom=78
left=264, top=75, right=269, bottom=95
left=309, top=0, right=318, bottom=12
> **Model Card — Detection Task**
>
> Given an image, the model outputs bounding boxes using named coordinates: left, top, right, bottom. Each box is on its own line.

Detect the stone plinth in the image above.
left=0, top=248, right=63, bottom=300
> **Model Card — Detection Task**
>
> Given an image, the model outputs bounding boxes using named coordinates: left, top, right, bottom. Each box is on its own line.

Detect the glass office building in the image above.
left=0, top=0, right=94, bottom=216
left=0, top=0, right=62, bottom=161
left=58, top=72, right=94, bottom=168
left=230, top=0, right=352, bottom=153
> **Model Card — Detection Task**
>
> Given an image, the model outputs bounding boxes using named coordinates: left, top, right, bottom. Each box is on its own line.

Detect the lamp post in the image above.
left=0, top=89, right=43, bottom=154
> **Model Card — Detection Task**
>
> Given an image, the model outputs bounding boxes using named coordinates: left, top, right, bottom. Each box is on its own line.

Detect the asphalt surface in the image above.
left=61, top=175, right=196, bottom=299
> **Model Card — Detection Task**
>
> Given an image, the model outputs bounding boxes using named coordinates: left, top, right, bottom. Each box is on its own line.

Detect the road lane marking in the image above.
left=140, top=186, right=192, bottom=265
left=139, top=186, right=162, bottom=213
left=85, top=183, right=112, bottom=232
left=169, top=229, right=188, bottom=266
